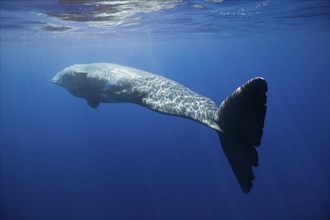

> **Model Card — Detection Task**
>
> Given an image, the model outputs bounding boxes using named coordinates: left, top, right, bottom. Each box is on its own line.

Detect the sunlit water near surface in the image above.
left=1, top=1, right=329, bottom=219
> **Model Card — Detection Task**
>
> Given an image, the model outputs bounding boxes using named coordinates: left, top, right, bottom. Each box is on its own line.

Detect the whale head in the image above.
left=52, top=64, right=107, bottom=108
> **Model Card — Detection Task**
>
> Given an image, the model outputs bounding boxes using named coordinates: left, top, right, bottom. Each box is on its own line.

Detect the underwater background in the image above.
left=1, top=1, right=329, bottom=219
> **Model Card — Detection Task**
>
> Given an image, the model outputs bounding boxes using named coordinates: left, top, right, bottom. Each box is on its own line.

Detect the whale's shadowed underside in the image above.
left=51, top=63, right=268, bottom=194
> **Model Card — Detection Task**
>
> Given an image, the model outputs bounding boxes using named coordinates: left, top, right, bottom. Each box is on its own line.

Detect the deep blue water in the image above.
left=1, top=1, right=329, bottom=220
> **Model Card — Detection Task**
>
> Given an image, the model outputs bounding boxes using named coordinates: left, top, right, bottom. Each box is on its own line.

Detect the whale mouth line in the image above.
left=51, top=77, right=59, bottom=84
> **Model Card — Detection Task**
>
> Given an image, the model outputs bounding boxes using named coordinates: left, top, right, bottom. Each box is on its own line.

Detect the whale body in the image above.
left=51, top=63, right=268, bottom=194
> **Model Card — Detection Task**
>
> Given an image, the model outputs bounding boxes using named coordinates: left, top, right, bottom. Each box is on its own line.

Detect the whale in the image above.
left=51, top=63, right=268, bottom=194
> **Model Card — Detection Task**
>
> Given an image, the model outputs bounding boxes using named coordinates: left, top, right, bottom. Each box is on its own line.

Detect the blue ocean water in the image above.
left=0, top=1, right=329, bottom=219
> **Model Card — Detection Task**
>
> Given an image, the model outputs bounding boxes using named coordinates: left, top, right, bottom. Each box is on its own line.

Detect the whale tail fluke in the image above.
left=215, top=77, right=268, bottom=194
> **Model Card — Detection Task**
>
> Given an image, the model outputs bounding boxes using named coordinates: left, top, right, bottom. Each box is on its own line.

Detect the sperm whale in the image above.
left=51, top=63, right=268, bottom=193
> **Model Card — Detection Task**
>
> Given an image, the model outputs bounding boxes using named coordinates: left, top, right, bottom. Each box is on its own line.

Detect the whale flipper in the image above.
left=216, top=77, right=268, bottom=194
left=87, top=99, right=99, bottom=109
